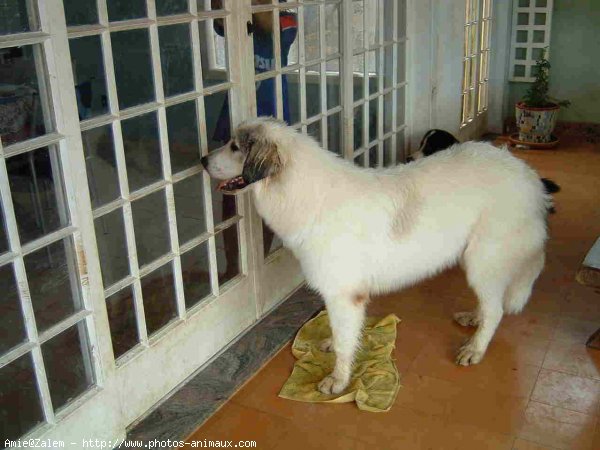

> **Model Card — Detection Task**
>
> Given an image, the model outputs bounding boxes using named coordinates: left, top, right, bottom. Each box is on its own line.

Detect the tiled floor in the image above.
left=186, top=140, right=600, bottom=450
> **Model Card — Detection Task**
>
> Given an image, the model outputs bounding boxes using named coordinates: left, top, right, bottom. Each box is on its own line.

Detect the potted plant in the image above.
left=515, top=52, right=570, bottom=144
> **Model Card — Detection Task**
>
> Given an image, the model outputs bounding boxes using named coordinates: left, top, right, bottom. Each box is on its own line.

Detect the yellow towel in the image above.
left=278, top=310, right=401, bottom=412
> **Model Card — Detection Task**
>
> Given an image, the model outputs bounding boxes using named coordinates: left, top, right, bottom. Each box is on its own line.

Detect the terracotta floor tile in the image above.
left=543, top=340, right=600, bottom=381
left=424, top=423, right=514, bottom=450
left=496, top=310, right=558, bottom=342
left=448, top=387, right=529, bottom=435
left=186, top=402, right=289, bottom=448
left=560, top=284, right=600, bottom=322
left=354, top=405, right=446, bottom=449
left=518, top=401, right=597, bottom=450
left=267, top=422, right=360, bottom=450
left=512, top=438, right=562, bottom=450
left=410, top=340, right=541, bottom=398
left=553, top=318, right=600, bottom=345
left=531, top=369, right=600, bottom=415
left=393, top=372, right=462, bottom=416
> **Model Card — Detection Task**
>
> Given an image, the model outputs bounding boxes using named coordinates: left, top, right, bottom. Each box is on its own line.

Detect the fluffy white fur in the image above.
left=204, top=118, right=549, bottom=395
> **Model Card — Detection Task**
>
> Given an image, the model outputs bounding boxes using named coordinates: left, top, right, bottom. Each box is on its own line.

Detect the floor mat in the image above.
left=279, top=310, right=401, bottom=412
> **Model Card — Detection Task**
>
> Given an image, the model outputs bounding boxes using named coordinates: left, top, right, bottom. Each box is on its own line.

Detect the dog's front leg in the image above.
left=318, top=295, right=366, bottom=395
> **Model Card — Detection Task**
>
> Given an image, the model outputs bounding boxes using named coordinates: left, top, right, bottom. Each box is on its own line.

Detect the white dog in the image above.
left=202, top=117, right=550, bottom=395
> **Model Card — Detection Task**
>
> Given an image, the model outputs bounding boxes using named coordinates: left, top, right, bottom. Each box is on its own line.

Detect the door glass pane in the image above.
left=396, top=129, right=406, bottom=162
left=181, top=241, right=212, bottom=309
left=354, top=152, right=365, bottom=167
left=174, top=173, right=207, bottom=244
left=383, top=91, right=393, bottom=134
left=82, top=125, right=120, bottom=209
left=353, top=105, right=363, bottom=150
left=353, top=53, right=364, bottom=102
left=255, top=76, right=277, bottom=120
left=367, top=50, right=378, bottom=95
left=94, top=209, right=129, bottom=287
left=0, top=0, right=37, bottom=35
left=0, top=203, right=8, bottom=254
left=383, top=137, right=393, bottom=167
left=252, top=10, right=275, bottom=74
left=327, top=112, right=341, bottom=156
left=111, top=29, right=155, bottom=109
left=24, top=237, right=83, bottom=332
left=106, top=286, right=139, bottom=358
left=211, top=179, right=236, bottom=225
left=69, top=36, right=109, bottom=120
left=0, top=263, right=26, bottom=353
left=326, top=59, right=340, bottom=109
left=0, top=45, right=52, bottom=146
left=122, top=112, right=163, bottom=192
left=159, top=24, right=194, bottom=98
left=7, top=146, right=69, bottom=244
left=325, top=4, right=340, bottom=56
left=285, top=68, right=301, bottom=125
left=215, top=225, right=239, bottom=286
left=199, top=19, right=229, bottom=88
left=363, top=102, right=374, bottom=140
left=204, top=90, right=230, bottom=151
left=304, top=5, right=320, bottom=62
left=166, top=101, right=200, bottom=174
left=352, top=0, right=365, bottom=50
left=384, top=44, right=393, bottom=88
left=306, top=64, right=320, bottom=119
left=307, top=120, right=321, bottom=145
left=64, top=0, right=98, bottom=26
left=141, top=262, right=178, bottom=335
left=132, top=189, right=170, bottom=267
left=41, top=321, right=94, bottom=410
left=397, top=41, right=406, bottom=84
left=383, top=0, right=394, bottom=42
left=263, top=222, right=282, bottom=257
left=396, top=86, right=405, bottom=127
left=156, top=0, right=188, bottom=16
left=107, top=0, right=147, bottom=22
left=0, top=353, right=44, bottom=441
left=368, top=145, right=378, bottom=168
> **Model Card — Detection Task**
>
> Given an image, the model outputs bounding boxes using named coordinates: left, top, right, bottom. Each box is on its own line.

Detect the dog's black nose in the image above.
left=200, top=156, right=208, bottom=169
left=406, top=156, right=414, bottom=163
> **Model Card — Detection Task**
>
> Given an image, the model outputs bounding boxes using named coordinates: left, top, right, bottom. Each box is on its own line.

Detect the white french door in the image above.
left=0, top=0, right=408, bottom=446
left=459, top=0, right=493, bottom=140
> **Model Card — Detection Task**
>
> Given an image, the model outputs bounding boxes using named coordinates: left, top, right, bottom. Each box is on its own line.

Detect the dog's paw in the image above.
left=455, top=340, right=485, bottom=366
left=453, top=311, right=480, bottom=327
left=317, top=375, right=348, bottom=395
left=319, top=338, right=334, bottom=352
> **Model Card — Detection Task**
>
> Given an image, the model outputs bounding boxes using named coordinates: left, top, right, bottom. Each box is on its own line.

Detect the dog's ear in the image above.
left=241, top=132, right=282, bottom=184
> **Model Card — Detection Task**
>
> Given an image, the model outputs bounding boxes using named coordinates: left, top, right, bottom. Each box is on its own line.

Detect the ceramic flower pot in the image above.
left=515, top=101, right=560, bottom=143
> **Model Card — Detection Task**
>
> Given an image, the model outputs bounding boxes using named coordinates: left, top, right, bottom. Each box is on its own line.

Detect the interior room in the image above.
left=0, top=0, right=598, bottom=449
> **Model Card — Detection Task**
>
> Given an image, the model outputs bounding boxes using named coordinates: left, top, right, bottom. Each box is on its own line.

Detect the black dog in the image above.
left=409, top=129, right=560, bottom=210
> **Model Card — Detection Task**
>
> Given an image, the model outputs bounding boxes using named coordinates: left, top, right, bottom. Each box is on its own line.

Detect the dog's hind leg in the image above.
left=457, top=243, right=512, bottom=366
left=503, top=249, right=544, bottom=314
left=318, top=294, right=366, bottom=395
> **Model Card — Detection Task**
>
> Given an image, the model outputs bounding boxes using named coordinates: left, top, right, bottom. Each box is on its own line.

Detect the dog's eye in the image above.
left=230, top=142, right=239, bottom=152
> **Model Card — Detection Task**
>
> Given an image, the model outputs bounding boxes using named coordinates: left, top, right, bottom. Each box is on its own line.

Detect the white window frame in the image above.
left=508, top=0, right=553, bottom=82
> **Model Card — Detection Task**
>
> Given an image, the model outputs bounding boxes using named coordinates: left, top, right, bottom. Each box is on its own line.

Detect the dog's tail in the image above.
left=540, top=178, right=560, bottom=214
left=541, top=178, right=560, bottom=194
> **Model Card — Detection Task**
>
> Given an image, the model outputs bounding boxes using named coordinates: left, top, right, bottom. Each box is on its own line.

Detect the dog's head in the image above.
left=201, top=117, right=286, bottom=194
left=406, top=129, right=460, bottom=162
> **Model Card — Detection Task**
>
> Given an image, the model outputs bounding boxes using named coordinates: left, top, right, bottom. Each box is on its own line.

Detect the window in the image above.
left=461, top=0, right=493, bottom=126
left=508, top=0, right=553, bottom=82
